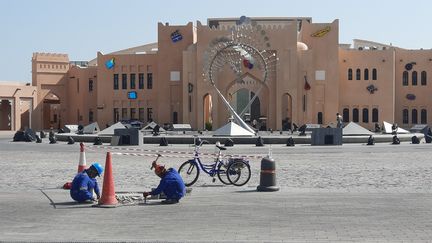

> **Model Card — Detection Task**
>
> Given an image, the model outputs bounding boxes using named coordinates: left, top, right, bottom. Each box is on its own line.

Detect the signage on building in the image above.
left=171, top=30, right=183, bottom=43
left=311, top=26, right=331, bottom=37
left=366, top=84, right=378, bottom=94
left=406, top=94, right=416, bottom=100
left=105, top=58, right=115, bottom=69
left=128, top=91, right=137, bottom=100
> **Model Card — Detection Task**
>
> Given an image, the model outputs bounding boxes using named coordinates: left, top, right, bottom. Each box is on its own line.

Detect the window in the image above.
left=113, top=74, right=119, bottom=90
left=77, top=78, right=80, bottom=93
left=138, top=73, right=144, bottom=89
left=343, top=108, right=349, bottom=122
left=372, top=68, right=377, bottom=80
left=362, top=108, right=369, bottom=123
left=412, top=71, right=418, bottom=86
left=403, top=109, right=409, bottom=124
left=356, top=69, right=361, bottom=80
left=317, top=112, right=323, bottom=124
left=364, top=69, right=369, bottom=80
left=147, top=108, right=153, bottom=121
left=403, top=71, right=409, bottom=86
left=130, top=108, right=136, bottom=119
left=412, top=109, right=418, bottom=124
left=130, top=74, right=136, bottom=89
left=421, top=71, right=427, bottom=85
left=139, top=108, right=145, bottom=122
left=147, top=73, right=153, bottom=89
left=188, top=95, right=192, bottom=112
left=372, top=108, right=379, bottom=123
left=173, top=111, right=178, bottom=124
left=122, top=74, right=127, bottom=89
left=113, top=108, right=119, bottom=123
left=89, top=79, right=93, bottom=92
left=348, top=69, right=353, bottom=80
left=421, top=109, right=427, bottom=124
left=122, top=108, right=128, bottom=119
left=89, top=110, right=94, bottom=123
left=170, top=71, right=180, bottom=81
left=353, top=108, right=359, bottom=122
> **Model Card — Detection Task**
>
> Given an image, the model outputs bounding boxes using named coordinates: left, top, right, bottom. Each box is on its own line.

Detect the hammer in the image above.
left=150, top=153, right=162, bottom=169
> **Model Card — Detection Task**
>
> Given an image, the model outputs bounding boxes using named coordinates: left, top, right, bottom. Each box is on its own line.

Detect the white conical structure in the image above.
left=382, top=121, right=410, bottom=134
left=343, top=122, right=374, bottom=136
left=213, top=121, right=254, bottom=137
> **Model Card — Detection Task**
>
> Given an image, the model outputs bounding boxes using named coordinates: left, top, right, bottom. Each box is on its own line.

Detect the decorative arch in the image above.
left=42, top=92, right=61, bottom=129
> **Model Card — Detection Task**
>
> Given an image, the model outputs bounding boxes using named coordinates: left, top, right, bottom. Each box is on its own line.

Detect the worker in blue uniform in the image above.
left=70, top=163, right=104, bottom=203
left=143, top=161, right=186, bottom=204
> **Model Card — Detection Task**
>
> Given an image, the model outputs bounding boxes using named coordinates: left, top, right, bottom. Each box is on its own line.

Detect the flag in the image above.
left=304, top=76, right=311, bottom=90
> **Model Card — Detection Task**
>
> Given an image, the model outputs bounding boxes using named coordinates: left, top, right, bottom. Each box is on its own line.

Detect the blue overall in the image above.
left=70, top=170, right=100, bottom=202
left=151, top=168, right=186, bottom=201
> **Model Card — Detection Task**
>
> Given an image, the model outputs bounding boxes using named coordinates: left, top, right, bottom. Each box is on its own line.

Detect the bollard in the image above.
left=35, top=135, right=42, bottom=143
left=67, top=136, right=75, bottom=145
left=40, top=131, right=46, bottom=138
left=159, top=137, right=168, bottom=146
left=286, top=137, right=295, bottom=147
left=93, top=137, right=103, bottom=145
left=49, top=136, right=57, bottom=144
left=367, top=135, right=375, bottom=145
left=224, top=138, right=234, bottom=147
left=411, top=135, right=420, bottom=144
left=257, top=156, right=279, bottom=192
left=255, top=136, right=264, bottom=146
left=392, top=135, right=400, bottom=145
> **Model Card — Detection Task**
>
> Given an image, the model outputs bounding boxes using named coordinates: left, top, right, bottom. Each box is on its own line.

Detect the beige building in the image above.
left=1, top=17, right=431, bottom=131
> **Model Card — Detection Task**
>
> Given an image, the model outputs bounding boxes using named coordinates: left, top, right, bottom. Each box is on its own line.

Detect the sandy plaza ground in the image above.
left=1, top=131, right=432, bottom=242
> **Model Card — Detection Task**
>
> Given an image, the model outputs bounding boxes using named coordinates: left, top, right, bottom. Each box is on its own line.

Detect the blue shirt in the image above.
left=70, top=170, right=100, bottom=202
left=151, top=168, right=186, bottom=200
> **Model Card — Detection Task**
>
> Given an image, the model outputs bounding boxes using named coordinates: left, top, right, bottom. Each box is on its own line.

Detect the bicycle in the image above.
left=178, top=138, right=251, bottom=187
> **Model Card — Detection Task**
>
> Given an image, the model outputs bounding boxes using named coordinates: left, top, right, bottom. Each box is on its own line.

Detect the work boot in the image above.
left=161, top=198, right=179, bottom=204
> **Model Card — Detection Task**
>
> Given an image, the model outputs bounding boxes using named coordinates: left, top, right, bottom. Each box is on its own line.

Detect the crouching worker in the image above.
left=143, top=161, right=186, bottom=204
left=70, top=163, right=104, bottom=203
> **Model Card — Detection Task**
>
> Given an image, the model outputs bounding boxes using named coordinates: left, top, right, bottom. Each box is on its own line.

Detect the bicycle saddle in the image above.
left=215, top=141, right=227, bottom=150
left=216, top=144, right=226, bottom=150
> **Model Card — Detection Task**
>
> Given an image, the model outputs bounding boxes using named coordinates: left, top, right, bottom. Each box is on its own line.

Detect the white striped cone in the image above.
left=77, top=142, right=87, bottom=173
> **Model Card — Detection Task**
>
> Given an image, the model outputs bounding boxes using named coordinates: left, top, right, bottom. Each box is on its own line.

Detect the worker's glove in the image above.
left=143, top=192, right=150, bottom=198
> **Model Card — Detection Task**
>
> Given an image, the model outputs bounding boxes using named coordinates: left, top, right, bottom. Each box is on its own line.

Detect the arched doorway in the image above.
left=282, top=93, right=293, bottom=131
left=43, top=93, right=61, bottom=129
left=0, top=99, right=12, bottom=130
left=203, top=94, right=213, bottom=130
left=232, top=88, right=261, bottom=123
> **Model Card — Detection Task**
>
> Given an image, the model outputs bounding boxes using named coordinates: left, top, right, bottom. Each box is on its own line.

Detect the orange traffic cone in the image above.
left=98, top=152, right=118, bottom=207
left=78, top=142, right=87, bottom=173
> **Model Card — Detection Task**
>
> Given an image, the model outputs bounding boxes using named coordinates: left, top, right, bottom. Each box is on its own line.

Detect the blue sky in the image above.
left=1, top=0, right=431, bottom=82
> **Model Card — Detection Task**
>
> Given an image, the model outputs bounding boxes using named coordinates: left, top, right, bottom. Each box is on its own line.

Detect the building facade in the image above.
left=1, top=17, right=431, bottom=131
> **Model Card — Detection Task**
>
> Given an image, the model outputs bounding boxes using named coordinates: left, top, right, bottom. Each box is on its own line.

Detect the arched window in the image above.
left=403, top=71, right=409, bottom=86
left=343, top=108, right=349, bottom=122
left=317, top=112, right=323, bottom=124
left=364, top=69, right=369, bottom=80
left=89, top=110, right=94, bottom=123
left=421, top=109, right=427, bottom=124
left=362, top=108, right=369, bottom=123
left=88, top=79, right=93, bottom=92
left=403, top=109, right=409, bottom=124
left=421, top=71, right=427, bottom=85
left=353, top=108, right=359, bottom=122
left=372, top=68, right=377, bottom=80
left=348, top=68, right=353, bottom=80
left=356, top=69, right=361, bottom=80
left=412, top=109, right=418, bottom=124
left=372, top=108, right=379, bottom=123
left=412, top=71, right=418, bottom=86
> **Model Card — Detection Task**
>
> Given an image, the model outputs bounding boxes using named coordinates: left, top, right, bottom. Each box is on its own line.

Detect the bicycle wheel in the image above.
left=227, top=160, right=251, bottom=186
left=178, top=161, right=199, bottom=187
left=216, top=162, right=231, bottom=185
